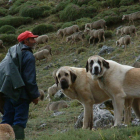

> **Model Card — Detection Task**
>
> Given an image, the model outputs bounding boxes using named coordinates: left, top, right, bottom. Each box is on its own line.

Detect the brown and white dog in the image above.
left=53, top=66, right=140, bottom=129
left=86, top=55, right=140, bottom=127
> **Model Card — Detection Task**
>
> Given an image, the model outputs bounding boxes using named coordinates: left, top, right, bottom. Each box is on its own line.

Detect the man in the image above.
left=0, top=31, right=40, bottom=140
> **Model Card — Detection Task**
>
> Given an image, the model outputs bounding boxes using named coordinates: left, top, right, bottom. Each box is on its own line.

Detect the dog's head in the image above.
left=86, top=55, right=110, bottom=79
left=53, top=67, right=77, bottom=90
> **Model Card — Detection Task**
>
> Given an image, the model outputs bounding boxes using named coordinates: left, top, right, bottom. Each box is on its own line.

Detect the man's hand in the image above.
left=32, top=97, right=39, bottom=105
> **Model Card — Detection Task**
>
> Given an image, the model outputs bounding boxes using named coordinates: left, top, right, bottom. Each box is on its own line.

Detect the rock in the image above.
left=74, top=103, right=114, bottom=129
left=98, top=45, right=114, bottom=55
left=73, top=59, right=79, bottom=63
left=54, top=90, right=65, bottom=99
left=53, top=111, right=64, bottom=116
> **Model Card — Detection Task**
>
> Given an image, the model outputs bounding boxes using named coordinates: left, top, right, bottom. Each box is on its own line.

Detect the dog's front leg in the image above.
left=82, top=103, right=93, bottom=130
left=113, top=94, right=125, bottom=126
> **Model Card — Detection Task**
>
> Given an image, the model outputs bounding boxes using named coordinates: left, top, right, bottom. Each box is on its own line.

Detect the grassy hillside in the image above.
left=0, top=0, right=140, bottom=139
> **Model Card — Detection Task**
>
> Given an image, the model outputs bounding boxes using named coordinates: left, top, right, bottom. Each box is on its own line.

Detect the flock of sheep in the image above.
left=31, top=10, right=140, bottom=62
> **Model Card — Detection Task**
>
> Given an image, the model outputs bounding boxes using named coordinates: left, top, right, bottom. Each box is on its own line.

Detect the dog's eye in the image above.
left=98, top=60, right=101, bottom=65
left=65, top=73, right=68, bottom=76
left=58, top=74, right=61, bottom=78
left=90, top=60, right=94, bottom=65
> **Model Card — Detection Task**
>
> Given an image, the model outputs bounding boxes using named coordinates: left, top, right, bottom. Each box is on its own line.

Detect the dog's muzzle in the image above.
left=91, top=66, right=101, bottom=75
left=60, top=79, right=69, bottom=90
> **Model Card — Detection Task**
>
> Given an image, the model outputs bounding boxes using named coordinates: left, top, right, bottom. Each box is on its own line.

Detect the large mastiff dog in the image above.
left=86, top=55, right=140, bottom=127
left=53, top=66, right=139, bottom=129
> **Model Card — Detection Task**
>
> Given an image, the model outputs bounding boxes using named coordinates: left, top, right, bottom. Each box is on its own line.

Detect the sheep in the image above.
left=0, top=124, right=15, bottom=140
left=34, top=35, right=49, bottom=50
left=39, top=89, right=45, bottom=101
left=87, top=19, right=107, bottom=30
left=57, top=25, right=80, bottom=41
left=46, top=83, right=61, bottom=101
left=84, top=28, right=105, bottom=45
left=57, top=29, right=64, bottom=38
left=122, top=11, right=140, bottom=25
left=37, top=45, right=52, bottom=55
left=116, top=35, right=131, bottom=51
left=35, top=35, right=49, bottom=44
left=33, top=49, right=51, bottom=62
left=0, top=40, right=6, bottom=50
left=116, top=25, right=137, bottom=36
left=45, top=100, right=68, bottom=112
left=66, top=31, right=85, bottom=45
left=85, top=23, right=91, bottom=29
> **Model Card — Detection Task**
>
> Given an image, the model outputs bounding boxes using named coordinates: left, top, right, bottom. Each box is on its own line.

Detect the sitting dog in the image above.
left=53, top=66, right=139, bottom=129
left=86, top=55, right=140, bottom=127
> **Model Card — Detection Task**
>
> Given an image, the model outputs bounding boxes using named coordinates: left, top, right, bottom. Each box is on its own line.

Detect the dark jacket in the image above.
left=0, top=43, right=40, bottom=102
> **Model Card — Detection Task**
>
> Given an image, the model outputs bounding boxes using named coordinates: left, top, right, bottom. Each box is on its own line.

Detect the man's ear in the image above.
left=70, top=71, right=77, bottom=83
left=102, top=60, right=110, bottom=69
left=86, top=61, right=89, bottom=72
left=52, top=70, right=59, bottom=86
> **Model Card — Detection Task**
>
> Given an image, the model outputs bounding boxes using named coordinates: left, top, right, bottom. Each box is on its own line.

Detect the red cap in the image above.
left=17, top=31, right=38, bottom=42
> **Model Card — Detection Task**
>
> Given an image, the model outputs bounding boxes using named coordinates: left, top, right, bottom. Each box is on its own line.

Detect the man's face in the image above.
left=24, top=38, right=36, bottom=48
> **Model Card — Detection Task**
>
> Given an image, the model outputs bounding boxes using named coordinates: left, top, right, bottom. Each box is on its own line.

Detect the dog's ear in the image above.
left=52, top=70, right=59, bottom=86
left=70, top=71, right=77, bottom=83
left=86, top=61, right=89, bottom=72
left=102, top=60, right=110, bottom=69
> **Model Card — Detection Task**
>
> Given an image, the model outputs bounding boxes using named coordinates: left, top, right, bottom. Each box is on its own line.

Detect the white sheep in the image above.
left=66, top=31, right=85, bottom=45
left=33, top=49, right=51, bottom=62
left=57, top=25, right=79, bottom=41
left=84, top=28, right=105, bottom=45
left=45, top=100, right=68, bottom=112
left=46, top=83, right=61, bottom=101
left=122, top=11, right=140, bottom=25
left=86, top=19, right=107, bottom=30
left=37, top=45, right=52, bottom=55
left=116, top=35, right=131, bottom=51
left=116, top=25, right=137, bottom=36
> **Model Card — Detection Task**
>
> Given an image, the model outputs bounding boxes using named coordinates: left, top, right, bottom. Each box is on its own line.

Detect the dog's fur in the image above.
left=0, top=124, right=15, bottom=140
left=86, top=55, right=140, bottom=126
left=53, top=66, right=139, bottom=129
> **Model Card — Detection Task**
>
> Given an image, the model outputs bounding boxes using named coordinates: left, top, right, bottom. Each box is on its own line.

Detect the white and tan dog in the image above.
left=53, top=66, right=140, bottom=129
left=86, top=55, right=140, bottom=126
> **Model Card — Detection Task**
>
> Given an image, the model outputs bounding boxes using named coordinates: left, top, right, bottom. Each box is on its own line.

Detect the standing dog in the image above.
left=53, top=66, right=139, bottom=129
left=86, top=55, right=140, bottom=127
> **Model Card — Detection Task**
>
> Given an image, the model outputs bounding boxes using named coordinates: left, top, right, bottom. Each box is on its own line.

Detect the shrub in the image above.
left=0, top=8, right=8, bottom=16
left=71, top=0, right=91, bottom=6
left=53, top=1, right=69, bottom=13
left=76, top=47, right=87, bottom=54
left=61, top=22, right=73, bottom=29
left=32, top=24, right=54, bottom=35
left=0, top=25, right=16, bottom=34
left=20, top=6, right=51, bottom=19
left=119, top=0, right=134, bottom=6
left=105, top=30, right=113, bottom=38
left=75, top=18, right=92, bottom=30
left=105, top=15, right=122, bottom=26
left=0, top=34, right=17, bottom=46
left=60, top=4, right=96, bottom=21
left=0, top=16, right=33, bottom=28
left=105, top=0, right=121, bottom=7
